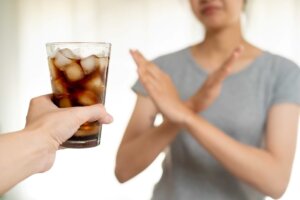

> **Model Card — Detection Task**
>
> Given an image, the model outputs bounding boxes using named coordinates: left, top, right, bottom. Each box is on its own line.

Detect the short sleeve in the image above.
left=270, top=61, right=300, bottom=106
left=132, top=79, right=148, bottom=96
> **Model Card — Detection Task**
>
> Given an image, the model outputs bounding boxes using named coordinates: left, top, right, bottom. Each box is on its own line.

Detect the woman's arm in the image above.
left=114, top=47, right=237, bottom=182
left=182, top=103, right=298, bottom=199
left=130, top=49, right=299, bottom=198
left=115, top=95, right=180, bottom=182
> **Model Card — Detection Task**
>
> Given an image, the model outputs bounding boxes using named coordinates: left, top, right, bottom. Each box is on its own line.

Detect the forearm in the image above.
left=183, top=112, right=287, bottom=198
left=0, top=130, right=53, bottom=195
left=115, top=121, right=179, bottom=182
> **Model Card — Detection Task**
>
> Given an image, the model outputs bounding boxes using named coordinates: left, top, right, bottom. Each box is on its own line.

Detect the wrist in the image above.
left=185, top=99, right=196, bottom=112
left=177, top=105, right=197, bottom=127
left=185, top=98, right=208, bottom=113
left=162, top=118, right=181, bottom=131
left=21, top=128, right=57, bottom=173
left=181, top=107, right=198, bottom=129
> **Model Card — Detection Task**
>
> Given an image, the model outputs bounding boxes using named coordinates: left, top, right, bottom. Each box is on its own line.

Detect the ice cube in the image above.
left=52, top=79, right=67, bottom=94
left=85, top=74, right=104, bottom=94
left=59, top=97, right=72, bottom=108
left=60, top=48, right=79, bottom=60
left=99, top=57, right=109, bottom=71
left=54, top=51, right=73, bottom=71
left=64, top=62, right=84, bottom=82
left=77, top=90, right=98, bottom=106
left=80, top=55, right=100, bottom=75
left=48, top=58, right=59, bottom=79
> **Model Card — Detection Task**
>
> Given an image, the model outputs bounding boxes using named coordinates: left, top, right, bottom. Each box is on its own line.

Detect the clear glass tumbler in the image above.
left=46, top=42, right=111, bottom=148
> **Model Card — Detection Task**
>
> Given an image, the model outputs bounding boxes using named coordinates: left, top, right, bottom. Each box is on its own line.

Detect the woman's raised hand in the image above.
left=186, top=46, right=244, bottom=112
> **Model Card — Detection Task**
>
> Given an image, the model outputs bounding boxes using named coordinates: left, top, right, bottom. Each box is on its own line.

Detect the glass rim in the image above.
left=46, top=42, right=112, bottom=47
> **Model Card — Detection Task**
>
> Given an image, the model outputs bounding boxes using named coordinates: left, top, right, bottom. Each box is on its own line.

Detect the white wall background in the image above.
left=0, top=0, right=299, bottom=199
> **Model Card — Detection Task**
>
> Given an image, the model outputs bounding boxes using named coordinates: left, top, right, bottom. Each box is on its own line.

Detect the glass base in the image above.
left=61, top=122, right=101, bottom=148
left=61, top=138, right=100, bottom=148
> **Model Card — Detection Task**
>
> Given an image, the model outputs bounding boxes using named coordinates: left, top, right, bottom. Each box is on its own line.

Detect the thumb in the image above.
left=72, top=104, right=113, bottom=125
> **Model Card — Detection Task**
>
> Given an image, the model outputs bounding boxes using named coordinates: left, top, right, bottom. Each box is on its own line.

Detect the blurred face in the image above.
left=190, top=0, right=244, bottom=30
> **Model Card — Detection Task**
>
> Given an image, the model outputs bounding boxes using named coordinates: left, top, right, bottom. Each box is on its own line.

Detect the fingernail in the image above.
left=103, top=115, right=113, bottom=123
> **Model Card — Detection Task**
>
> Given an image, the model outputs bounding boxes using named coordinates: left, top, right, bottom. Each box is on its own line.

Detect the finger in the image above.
left=72, top=104, right=113, bottom=125
left=145, top=62, right=165, bottom=80
left=99, top=114, right=114, bottom=124
left=145, top=82, right=159, bottom=102
left=214, top=45, right=244, bottom=83
left=137, top=65, right=149, bottom=84
left=137, top=62, right=147, bottom=76
left=130, top=49, right=149, bottom=67
left=137, top=67, right=164, bottom=102
left=137, top=62, right=163, bottom=83
left=130, top=49, right=165, bottom=81
left=26, top=94, right=57, bottom=124
left=30, top=94, right=52, bottom=106
left=213, top=66, right=231, bottom=84
left=140, top=78, right=162, bottom=106
left=138, top=68, right=162, bottom=92
left=34, top=93, right=58, bottom=109
left=220, top=45, right=244, bottom=72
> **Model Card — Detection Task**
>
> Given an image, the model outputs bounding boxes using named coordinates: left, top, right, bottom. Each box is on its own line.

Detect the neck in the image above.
left=201, top=22, right=245, bottom=56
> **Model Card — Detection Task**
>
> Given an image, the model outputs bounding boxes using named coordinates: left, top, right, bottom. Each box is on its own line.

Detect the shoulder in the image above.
left=254, top=52, right=300, bottom=86
left=263, top=53, right=300, bottom=105
left=263, top=52, right=300, bottom=74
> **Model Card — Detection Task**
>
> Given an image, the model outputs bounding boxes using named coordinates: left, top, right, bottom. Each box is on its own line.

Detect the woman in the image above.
left=0, top=95, right=113, bottom=195
left=115, top=0, right=300, bottom=199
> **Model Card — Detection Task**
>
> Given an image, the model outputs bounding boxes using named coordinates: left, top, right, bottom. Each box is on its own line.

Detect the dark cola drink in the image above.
left=46, top=43, right=111, bottom=148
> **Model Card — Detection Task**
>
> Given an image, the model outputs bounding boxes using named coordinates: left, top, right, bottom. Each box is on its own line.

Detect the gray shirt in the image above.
left=132, top=48, right=300, bottom=200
